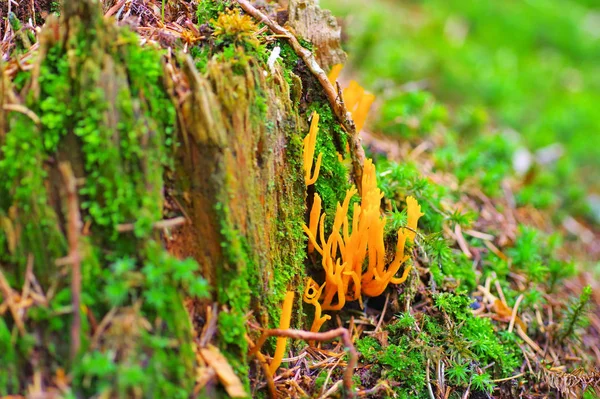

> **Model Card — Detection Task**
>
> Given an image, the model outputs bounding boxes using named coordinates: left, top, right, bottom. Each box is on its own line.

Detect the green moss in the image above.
left=190, top=45, right=211, bottom=73
left=273, top=41, right=301, bottom=90
left=71, top=31, right=175, bottom=240
left=559, top=285, right=593, bottom=343
left=356, top=291, right=522, bottom=397
left=214, top=201, right=252, bottom=383
left=377, top=90, right=448, bottom=139
left=69, top=243, right=207, bottom=398
left=197, top=0, right=232, bottom=25
left=356, top=336, right=381, bottom=363
left=0, top=107, right=66, bottom=274
left=277, top=41, right=300, bottom=70
left=276, top=97, right=308, bottom=334
left=0, top=318, right=19, bottom=394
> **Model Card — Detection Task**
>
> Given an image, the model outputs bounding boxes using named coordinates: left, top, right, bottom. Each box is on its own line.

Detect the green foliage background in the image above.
left=323, top=0, right=600, bottom=192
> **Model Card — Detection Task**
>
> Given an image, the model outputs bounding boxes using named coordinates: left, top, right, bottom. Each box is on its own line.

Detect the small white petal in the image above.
left=267, top=46, right=281, bottom=74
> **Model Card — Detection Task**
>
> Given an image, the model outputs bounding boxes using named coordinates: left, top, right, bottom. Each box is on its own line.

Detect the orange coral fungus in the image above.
left=301, top=70, right=416, bottom=327
left=405, top=196, right=425, bottom=242
left=303, top=112, right=322, bottom=186
left=343, top=81, right=375, bottom=132
left=326, top=64, right=376, bottom=132
left=352, top=93, right=376, bottom=133
left=328, top=63, right=344, bottom=84
left=307, top=193, right=322, bottom=254
left=303, top=278, right=331, bottom=334
left=269, top=291, right=295, bottom=374
left=303, top=159, right=424, bottom=311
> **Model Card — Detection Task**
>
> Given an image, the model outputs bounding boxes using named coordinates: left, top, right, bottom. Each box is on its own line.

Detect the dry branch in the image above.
left=116, top=216, right=186, bottom=233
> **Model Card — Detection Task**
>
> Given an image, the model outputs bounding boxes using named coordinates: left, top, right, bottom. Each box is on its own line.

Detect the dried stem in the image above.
left=0, top=267, right=27, bottom=336
left=250, top=327, right=358, bottom=398
left=59, top=162, right=83, bottom=359
left=235, top=0, right=365, bottom=189
left=508, top=294, right=524, bottom=334
left=116, top=216, right=186, bottom=233
left=2, top=104, right=41, bottom=125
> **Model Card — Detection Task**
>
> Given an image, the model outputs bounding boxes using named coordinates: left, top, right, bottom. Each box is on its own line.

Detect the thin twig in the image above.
left=455, top=224, right=472, bottom=259
left=116, top=216, right=186, bottom=232
left=90, top=307, right=118, bottom=350
left=508, top=294, right=524, bottom=334
left=3, top=103, right=41, bottom=125
left=493, top=275, right=507, bottom=306
left=426, top=359, right=436, bottom=399
left=20, top=254, right=34, bottom=309
left=516, top=326, right=545, bottom=357
left=357, top=381, right=394, bottom=397
left=59, top=162, right=83, bottom=359
left=235, top=0, right=365, bottom=189
left=250, top=327, right=358, bottom=398
left=321, top=356, right=343, bottom=396
left=492, top=372, right=525, bottom=383
left=319, top=380, right=343, bottom=399
left=374, top=292, right=390, bottom=333
left=199, top=303, right=218, bottom=347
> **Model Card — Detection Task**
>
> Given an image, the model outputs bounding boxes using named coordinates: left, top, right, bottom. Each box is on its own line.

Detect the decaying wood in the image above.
left=287, top=0, right=347, bottom=71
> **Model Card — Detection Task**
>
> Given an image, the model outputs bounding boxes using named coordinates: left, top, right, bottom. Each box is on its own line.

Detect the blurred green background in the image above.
left=322, top=0, right=600, bottom=199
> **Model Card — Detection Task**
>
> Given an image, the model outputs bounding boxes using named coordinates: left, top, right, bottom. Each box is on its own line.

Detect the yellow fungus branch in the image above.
left=328, top=66, right=377, bottom=133
left=353, top=93, right=375, bottom=132
left=303, top=112, right=322, bottom=186
left=304, top=279, right=331, bottom=338
left=328, top=63, right=344, bottom=85
left=405, top=196, right=425, bottom=242
left=307, top=193, right=322, bottom=254
left=269, top=291, right=295, bottom=374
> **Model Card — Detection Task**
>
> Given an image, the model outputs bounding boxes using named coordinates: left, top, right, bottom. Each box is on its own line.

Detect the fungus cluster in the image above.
left=301, top=68, right=424, bottom=334
left=266, top=67, right=421, bottom=371
left=302, top=162, right=423, bottom=330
